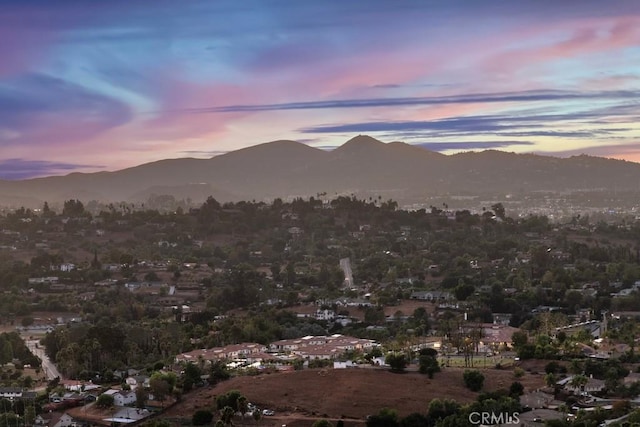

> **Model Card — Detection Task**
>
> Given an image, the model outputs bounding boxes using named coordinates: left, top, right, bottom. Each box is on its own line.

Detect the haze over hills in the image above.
left=1, top=135, right=640, bottom=208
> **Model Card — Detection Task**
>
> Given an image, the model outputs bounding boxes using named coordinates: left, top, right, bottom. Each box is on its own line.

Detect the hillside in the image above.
left=162, top=367, right=545, bottom=426
left=1, top=135, right=640, bottom=207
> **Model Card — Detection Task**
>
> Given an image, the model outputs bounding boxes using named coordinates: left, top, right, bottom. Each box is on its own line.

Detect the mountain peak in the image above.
left=345, top=134, right=384, bottom=145
left=334, top=135, right=385, bottom=153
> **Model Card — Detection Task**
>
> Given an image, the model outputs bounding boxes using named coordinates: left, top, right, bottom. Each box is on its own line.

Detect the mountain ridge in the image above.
left=0, top=136, right=638, bottom=207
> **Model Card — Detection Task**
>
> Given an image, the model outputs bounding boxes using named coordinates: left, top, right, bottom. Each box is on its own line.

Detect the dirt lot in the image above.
left=162, top=366, right=545, bottom=426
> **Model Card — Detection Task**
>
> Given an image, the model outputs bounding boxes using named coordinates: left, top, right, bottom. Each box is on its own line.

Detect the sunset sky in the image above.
left=1, top=0, right=639, bottom=179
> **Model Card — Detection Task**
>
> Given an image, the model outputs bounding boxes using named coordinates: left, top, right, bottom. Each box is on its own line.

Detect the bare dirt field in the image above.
left=162, top=366, right=545, bottom=426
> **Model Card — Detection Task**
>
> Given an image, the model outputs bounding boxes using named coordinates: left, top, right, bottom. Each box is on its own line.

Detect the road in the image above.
left=25, top=339, right=63, bottom=380
left=339, top=257, right=353, bottom=288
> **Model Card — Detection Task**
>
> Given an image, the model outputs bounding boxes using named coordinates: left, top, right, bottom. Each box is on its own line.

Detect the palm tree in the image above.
left=220, top=406, right=235, bottom=426
left=252, top=409, right=261, bottom=425
left=237, top=396, right=248, bottom=420
left=544, top=372, right=557, bottom=388
left=569, top=374, right=589, bottom=394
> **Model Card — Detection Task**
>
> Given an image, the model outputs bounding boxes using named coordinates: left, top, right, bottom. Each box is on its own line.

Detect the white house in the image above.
left=53, top=413, right=75, bottom=427
left=103, top=389, right=137, bottom=406
left=59, top=263, right=76, bottom=272
left=125, top=375, right=150, bottom=390
left=315, top=309, right=335, bottom=321
left=333, top=361, right=356, bottom=369
left=410, top=290, right=452, bottom=301
left=559, top=375, right=606, bottom=394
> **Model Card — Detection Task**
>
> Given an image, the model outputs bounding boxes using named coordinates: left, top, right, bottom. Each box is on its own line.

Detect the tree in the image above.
left=463, top=369, right=485, bottom=392
left=569, top=374, right=588, bottom=392
left=0, top=337, right=13, bottom=364
left=62, top=199, right=85, bottom=217
left=24, top=405, right=36, bottom=426
left=216, top=390, right=243, bottom=411
left=509, top=381, right=524, bottom=397
left=385, top=353, right=407, bottom=372
left=544, top=373, right=557, bottom=388
left=209, top=360, right=231, bottom=384
left=220, top=406, right=235, bottom=426
left=135, top=385, right=148, bottom=408
left=42, top=201, right=52, bottom=216
left=511, top=331, right=528, bottom=348
left=192, top=410, right=214, bottom=426
left=96, top=393, right=114, bottom=408
left=183, top=362, right=202, bottom=391
left=400, top=413, right=428, bottom=427
left=366, top=408, right=399, bottom=427
left=427, top=398, right=461, bottom=422
left=312, top=420, right=334, bottom=427
left=149, top=372, right=173, bottom=407
left=418, top=348, right=440, bottom=378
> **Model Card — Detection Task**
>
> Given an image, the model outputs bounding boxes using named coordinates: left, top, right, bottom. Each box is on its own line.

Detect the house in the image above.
left=520, top=391, right=554, bottom=409
left=315, top=309, right=335, bottom=321
left=560, top=375, right=606, bottom=394
left=60, top=380, right=84, bottom=391
left=555, top=320, right=604, bottom=339
left=36, top=412, right=75, bottom=427
left=269, top=334, right=377, bottom=360
left=175, top=343, right=268, bottom=364
left=28, top=277, right=59, bottom=285
left=479, top=324, right=521, bottom=351
left=518, top=409, right=565, bottom=427
left=125, top=375, right=150, bottom=390
left=0, top=387, right=23, bottom=399
left=333, top=361, right=356, bottom=369
left=491, top=313, right=512, bottom=326
left=102, top=389, right=137, bottom=406
left=410, top=291, right=452, bottom=301
left=59, top=263, right=76, bottom=272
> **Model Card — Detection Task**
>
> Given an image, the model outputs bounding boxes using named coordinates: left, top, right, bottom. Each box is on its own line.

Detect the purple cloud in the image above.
left=0, top=73, right=132, bottom=145
left=180, top=90, right=639, bottom=114
left=0, top=159, right=103, bottom=180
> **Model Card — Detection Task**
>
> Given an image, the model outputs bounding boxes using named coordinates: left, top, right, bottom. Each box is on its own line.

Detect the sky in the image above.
left=1, top=0, right=640, bottom=179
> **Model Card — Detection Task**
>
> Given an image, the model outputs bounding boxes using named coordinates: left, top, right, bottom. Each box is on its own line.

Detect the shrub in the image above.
left=513, top=367, right=525, bottom=378
left=463, top=370, right=485, bottom=392
left=96, top=394, right=114, bottom=408
left=509, top=381, right=524, bottom=397
left=192, top=410, right=214, bottom=426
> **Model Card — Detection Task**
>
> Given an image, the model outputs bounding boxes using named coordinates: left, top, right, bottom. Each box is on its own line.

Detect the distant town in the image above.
left=2, top=196, right=640, bottom=426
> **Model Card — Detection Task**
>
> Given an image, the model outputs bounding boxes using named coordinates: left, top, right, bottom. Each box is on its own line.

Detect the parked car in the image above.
left=262, top=409, right=275, bottom=416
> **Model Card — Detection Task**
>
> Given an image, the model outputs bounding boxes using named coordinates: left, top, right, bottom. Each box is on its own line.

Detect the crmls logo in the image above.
left=468, top=412, right=520, bottom=425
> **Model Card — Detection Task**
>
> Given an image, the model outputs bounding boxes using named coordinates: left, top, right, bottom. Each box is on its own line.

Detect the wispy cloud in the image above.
left=417, top=141, right=534, bottom=152
left=179, top=150, right=229, bottom=157
left=174, top=89, right=640, bottom=114
left=0, top=159, right=103, bottom=180
left=534, top=142, right=640, bottom=158
left=1, top=0, right=640, bottom=173
left=0, top=73, right=132, bottom=146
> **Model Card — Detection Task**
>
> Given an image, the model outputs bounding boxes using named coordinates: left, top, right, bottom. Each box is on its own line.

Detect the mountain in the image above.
left=1, top=135, right=639, bottom=208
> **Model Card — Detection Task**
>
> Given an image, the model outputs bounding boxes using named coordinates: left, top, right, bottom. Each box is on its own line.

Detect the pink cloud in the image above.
left=480, top=16, right=640, bottom=79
